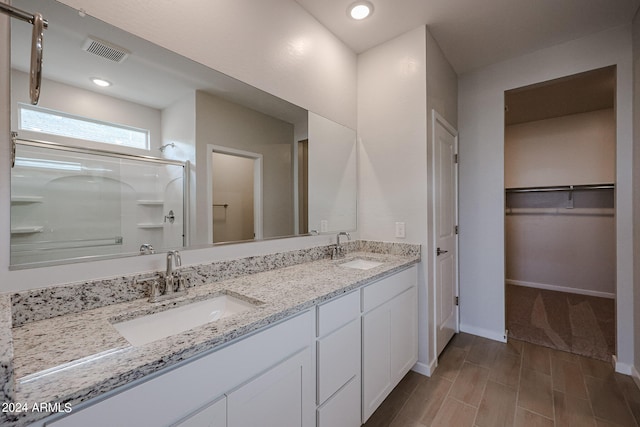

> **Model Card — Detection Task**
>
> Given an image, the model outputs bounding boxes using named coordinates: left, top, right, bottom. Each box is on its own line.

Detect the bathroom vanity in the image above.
left=2, top=242, right=419, bottom=426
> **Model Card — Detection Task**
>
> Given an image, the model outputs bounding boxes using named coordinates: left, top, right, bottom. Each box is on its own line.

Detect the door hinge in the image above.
left=455, top=296, right=459, bottom=306
left=11, top=131, right=17, bottom=168
left=454, top=153, right=458, bottom=164
left=455, top=225, right=459, bottom=234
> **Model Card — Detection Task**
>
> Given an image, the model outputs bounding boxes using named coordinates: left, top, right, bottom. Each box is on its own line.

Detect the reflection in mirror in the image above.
left=308, top=113, right=357, bottom=233
left=211, top=148, right=261, bottom=243
left=194, top=91, right=306, bottom=245
left=11, top=141, right=186, bottom=266
left=10, top=0, right=357, bottom=268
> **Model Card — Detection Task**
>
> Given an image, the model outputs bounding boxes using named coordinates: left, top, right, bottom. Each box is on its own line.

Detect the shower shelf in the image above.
left=11, top=196, right=43, bottom=204
left=137, top=200, right=164, bottom=205
left=11, top=226, right=44, bottom=234
left=137, top=223, right=164, bottom=229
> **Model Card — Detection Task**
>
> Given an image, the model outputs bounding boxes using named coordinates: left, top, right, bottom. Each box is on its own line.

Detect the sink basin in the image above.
left=339, top=258, right=384, bottom=270
left=112, top=294, right=257, bottom=346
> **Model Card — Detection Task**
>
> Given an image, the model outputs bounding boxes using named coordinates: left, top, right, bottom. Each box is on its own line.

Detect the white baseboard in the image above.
left=613, top=355, right=634, bottom=375
left=412, top=359, right=435, bottom=377
left=631, top=365, right=640, bottom=390
left=506, top=279, right=615, bottom=299
left=460, top=323, right=507, bottom=343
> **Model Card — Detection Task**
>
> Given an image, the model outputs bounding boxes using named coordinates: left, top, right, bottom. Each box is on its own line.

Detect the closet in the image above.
left=504, top=66, right=616, bottom=361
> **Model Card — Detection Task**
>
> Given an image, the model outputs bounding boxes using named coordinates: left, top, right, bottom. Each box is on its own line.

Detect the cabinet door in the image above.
left=362, top=300, right=392, bottom=422
left=390, top=285, right=418, bottom=381
left=172, top=396, right=226, bottom=427
left=227, top=349, right=311, bottom=427
left=362, top=285, right=417, bottom=423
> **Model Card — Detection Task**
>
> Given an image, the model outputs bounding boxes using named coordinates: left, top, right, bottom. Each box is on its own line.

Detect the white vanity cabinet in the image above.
left=361, top=266, right=418, bottom=422
left=315, top=290, right=361, bottom=427
left=34, top=263, right=418, bottom=427
left=43, top=311, right=315, bottom=427
left=174, top=348, right=311, bottom=427
left=227, top=349, right=310, bottom=427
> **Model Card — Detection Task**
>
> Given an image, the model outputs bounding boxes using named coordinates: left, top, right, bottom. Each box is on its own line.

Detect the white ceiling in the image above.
left=294, top=0, right=640, bottom=74
left=11, top=0, right=639, bottom=113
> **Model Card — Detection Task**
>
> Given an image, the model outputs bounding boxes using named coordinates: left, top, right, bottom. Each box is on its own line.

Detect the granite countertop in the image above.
left=5, top=249, right=419, bottom=425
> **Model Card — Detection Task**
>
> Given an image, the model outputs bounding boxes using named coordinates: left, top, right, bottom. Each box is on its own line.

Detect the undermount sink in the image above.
left=339, top=258, right=384, bottom=270
left=112, top=294, right=257, bottom=346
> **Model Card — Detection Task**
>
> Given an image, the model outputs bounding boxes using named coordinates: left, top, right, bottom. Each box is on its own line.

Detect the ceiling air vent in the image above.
left=82, top=36, right=131, bottom=63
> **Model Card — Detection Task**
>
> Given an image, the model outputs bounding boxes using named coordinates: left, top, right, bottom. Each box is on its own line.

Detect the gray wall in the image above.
left=458, top=25, right=634, bottom=369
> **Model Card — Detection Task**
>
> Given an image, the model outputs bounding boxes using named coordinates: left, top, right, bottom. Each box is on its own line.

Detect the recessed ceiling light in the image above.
left=348, top=1, right=373, bottom=20
left=91, top=77, right=111, bottom=87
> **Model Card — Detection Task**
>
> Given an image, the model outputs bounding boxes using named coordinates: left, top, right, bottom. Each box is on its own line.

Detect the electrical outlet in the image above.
left=395, top=222, right=406, bottom=238
left=320, top=220, right=328, bottom=233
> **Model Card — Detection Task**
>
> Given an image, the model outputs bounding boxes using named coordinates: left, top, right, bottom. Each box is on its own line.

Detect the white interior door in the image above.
left=432, top=111, right=459, bottom=357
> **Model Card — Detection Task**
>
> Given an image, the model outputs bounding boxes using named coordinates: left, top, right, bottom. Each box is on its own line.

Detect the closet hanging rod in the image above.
left=0, top=3, right=48, bottom=27
left=505, top=183, right=615, bottom=194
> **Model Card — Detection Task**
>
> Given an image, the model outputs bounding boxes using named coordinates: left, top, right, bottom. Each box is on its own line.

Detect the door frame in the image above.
left=431, top=110, right=460, bottom=359
left=207, top=144, right=263, bottom=243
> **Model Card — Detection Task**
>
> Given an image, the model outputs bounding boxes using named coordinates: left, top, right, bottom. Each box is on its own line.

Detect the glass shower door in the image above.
left=11, top=140, right=186, bottom=267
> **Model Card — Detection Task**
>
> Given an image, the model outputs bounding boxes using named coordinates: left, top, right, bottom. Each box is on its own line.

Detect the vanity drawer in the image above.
left=317, top=318, right=360, bottom=404
left=361, top=266, right=416, bottom=313
left=316, top=290, right=360, bottom=337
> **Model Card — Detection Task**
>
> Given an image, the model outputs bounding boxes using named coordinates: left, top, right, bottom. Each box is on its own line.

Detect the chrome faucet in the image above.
left=332, top=231, right=351, bottom=259
left=165, top=250, right=182, bottom=295
left=135, top=250, right=187, bottom=303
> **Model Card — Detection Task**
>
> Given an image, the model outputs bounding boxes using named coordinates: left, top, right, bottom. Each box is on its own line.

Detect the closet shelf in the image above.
left=505, top=207, right=615, bottom=216
left=505, top=183, right=614, bottom=193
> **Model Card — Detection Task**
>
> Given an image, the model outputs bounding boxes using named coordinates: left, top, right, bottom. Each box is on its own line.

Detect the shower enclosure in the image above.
left=10, top=138, right=188, bottom=267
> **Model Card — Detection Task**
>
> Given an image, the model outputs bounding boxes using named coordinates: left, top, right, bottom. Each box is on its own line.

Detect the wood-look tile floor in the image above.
left=364, top=333, right=640, bottom=427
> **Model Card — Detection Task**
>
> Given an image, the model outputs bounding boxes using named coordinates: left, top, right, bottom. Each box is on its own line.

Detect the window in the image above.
left=18, top=104, right=149, bottom=150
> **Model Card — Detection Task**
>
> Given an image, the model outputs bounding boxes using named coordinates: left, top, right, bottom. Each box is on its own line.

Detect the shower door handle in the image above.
left=30, top=13, right=45, bottom=104
left=436, top=247, right=448, bottom=256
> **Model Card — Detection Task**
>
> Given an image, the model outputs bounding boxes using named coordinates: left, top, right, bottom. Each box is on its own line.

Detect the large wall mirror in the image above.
left=9, top=0, right=357, bottom=268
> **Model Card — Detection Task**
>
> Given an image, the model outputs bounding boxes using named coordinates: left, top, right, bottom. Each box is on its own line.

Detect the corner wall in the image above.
left=358, top=26, right=429, bottom=371
left=458, top=25, right=634, bottom=371
left=426, top=30, right=458, bottom=365
left=358, top=26, right=458, bottom=374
